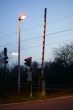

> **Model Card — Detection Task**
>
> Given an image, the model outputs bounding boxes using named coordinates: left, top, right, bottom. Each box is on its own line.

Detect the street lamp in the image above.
left=18, top=13, right=26, bottom=94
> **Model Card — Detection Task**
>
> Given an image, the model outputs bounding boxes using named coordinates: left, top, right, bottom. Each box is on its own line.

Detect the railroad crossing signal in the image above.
left=24, top=57, right=32, bottom=67
left=4, top=48, right=8, bottom=64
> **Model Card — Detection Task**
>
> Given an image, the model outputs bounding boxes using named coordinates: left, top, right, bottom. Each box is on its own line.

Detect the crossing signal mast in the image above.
left=4, top=48, right=8, bottom=64
left=4, top=48, right=8, bottom=68
left=24, top=57, right=32, bottom=97
left=4, top=48, right=8, bottom=69
left=24, top=57, right=32, bottom=81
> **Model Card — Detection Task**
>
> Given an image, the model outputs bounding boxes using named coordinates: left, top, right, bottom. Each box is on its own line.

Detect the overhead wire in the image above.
left=0, top=14, right=73, bottom=39
left=9, top=37, right=73, bottom=55
left=0, top=13, right=73, bottom=57
left=7, top=29, right=73, bottom=54
left=0, top=27, right=73, bottom=48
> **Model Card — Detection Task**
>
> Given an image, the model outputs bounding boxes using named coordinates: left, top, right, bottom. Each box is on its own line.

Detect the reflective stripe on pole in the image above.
left=41, top=8, right=47, bottom=96
left=42, top=8, right=47, bottom=75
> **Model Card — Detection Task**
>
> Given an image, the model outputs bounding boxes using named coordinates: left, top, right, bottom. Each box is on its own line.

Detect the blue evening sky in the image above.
left=0, top=0, right=73, bottom=65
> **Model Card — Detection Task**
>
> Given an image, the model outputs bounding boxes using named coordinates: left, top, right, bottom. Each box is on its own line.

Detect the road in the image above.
left=0, top=96, right=73, bottom=110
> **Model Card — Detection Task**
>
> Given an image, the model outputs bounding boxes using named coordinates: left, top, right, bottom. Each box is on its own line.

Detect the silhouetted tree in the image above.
left=54, top=42, right=73, bottom=66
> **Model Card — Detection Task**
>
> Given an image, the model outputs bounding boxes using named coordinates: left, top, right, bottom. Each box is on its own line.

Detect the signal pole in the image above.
left=4, top=48, right=8, bottom=69
left=41, top=8, right=47, bottom=96
left=24, top=57, right=32, bottom=97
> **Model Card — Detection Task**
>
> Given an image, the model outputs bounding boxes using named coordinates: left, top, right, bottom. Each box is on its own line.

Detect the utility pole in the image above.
left=41, top=8, right=47, bottom=96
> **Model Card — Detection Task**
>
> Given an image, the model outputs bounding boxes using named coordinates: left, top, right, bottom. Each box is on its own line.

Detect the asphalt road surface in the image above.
left=0, top=96, right=73, bottom=110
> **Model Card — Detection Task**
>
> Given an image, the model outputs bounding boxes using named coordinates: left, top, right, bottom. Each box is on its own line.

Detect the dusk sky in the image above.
left=0, top=0, right=73, bottom=65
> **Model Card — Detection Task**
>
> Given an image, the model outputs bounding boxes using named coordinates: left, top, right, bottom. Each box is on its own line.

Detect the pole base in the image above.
left=41, top=80, right=46, bottom=96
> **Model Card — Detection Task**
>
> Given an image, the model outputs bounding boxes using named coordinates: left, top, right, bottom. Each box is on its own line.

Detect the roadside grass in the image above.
left=0, top=90, right=73, bottom=104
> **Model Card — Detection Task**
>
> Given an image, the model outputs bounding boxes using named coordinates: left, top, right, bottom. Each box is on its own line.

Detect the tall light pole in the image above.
left=18, top=13, right=27, bottom=94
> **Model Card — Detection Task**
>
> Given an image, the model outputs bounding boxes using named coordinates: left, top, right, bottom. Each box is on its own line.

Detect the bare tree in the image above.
left=54, top=42, right=73, bottom=66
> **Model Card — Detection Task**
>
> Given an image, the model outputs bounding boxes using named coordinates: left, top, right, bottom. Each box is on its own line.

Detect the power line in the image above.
left=9, top=38, right=73, bottom=54
left=0, top=27, right=73, bottom=48
left=21, top=38, right=73, bottom=50
left=46, top=28, right=73, bottom=36
left=0, top=14, right=73, bottom=39
left=47, top=14, right=73, bottom=24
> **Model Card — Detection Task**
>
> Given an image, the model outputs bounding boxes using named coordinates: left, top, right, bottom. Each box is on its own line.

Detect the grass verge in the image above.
left=0, top=91, right=73, bottom=105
